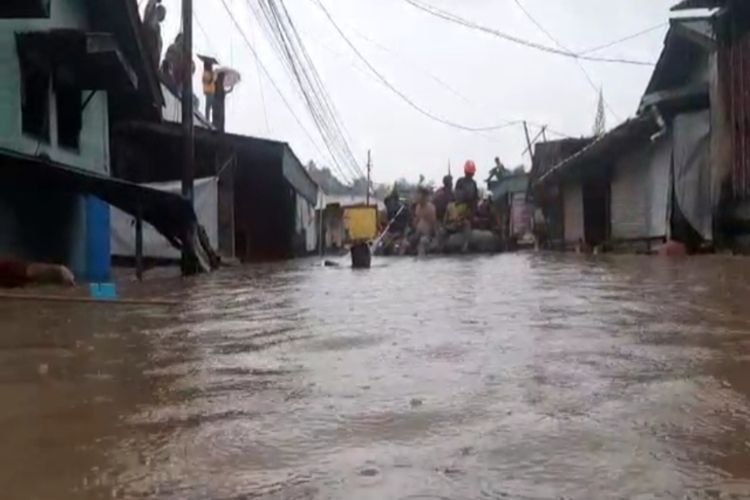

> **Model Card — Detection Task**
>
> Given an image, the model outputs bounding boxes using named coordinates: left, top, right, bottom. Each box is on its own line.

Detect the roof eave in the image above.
left=536, top=115, right=659, bottom=187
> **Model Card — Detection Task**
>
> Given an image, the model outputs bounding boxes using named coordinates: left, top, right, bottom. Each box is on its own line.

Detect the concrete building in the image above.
left=0, top=0, right=200, bottom=280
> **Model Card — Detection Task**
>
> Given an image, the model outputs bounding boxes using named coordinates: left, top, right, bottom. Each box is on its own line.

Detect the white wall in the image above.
left=610, top=133, right=671, bottom=241
left=296, top=193, right=317, bottom=253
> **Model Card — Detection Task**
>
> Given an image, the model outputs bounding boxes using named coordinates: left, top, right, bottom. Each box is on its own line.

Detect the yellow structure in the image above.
left=343, top=206, right=378, bottom=243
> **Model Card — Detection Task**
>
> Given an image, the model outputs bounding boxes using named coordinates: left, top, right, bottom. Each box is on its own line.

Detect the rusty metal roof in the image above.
left=530, top=137, right=594, bottom=182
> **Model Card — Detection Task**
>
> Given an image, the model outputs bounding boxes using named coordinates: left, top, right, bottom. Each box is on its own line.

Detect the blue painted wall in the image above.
left=85, top=196, right=111, bottom=282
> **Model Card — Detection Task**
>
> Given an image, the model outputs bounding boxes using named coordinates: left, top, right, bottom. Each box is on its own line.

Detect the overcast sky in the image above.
left=154, top=0, right=688, bottom=185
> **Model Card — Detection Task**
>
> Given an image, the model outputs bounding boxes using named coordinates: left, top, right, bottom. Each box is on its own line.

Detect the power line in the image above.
left=580, top=23, right=668, bottom=55
left=312, top=0, right=523, bottom=133
left=346, top=26, right=473, bottom=106
left=277, top=0, right=366, bottom=178
left=403, top=0, right=655, bottom=66
left=251, top=0, right=350, bottom=179
left=194, top=11, right=219, bottom=55
left=248, top=12, right=272, bottom=134
left=194, top=5, right=272, bottom=136
left=255, top=0, right=364, bottom=182
left=216, top=0, right=343, bottom=178
left=511, top=0, right=622, bottom=123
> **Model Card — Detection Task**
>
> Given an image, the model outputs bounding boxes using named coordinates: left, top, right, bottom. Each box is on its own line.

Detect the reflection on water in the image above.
left=2, top=254, right=750, bottom=499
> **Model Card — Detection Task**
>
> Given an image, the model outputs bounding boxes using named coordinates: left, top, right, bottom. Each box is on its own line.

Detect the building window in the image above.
left=20, top=61, right=50, bottom=142
left=55, top=83, right=82, bottom=150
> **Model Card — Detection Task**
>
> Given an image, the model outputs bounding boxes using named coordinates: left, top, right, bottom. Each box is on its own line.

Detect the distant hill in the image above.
left=306, top=161, right=354, bottom=196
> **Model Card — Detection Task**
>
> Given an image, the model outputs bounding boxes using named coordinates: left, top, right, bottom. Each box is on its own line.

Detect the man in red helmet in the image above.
left=455, top=160, right=479, bottom=215
left=448, top=160, right=480, bottom=252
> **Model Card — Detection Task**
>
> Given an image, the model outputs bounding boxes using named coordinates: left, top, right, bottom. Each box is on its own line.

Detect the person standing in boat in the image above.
left=455, top=160, right=479, bottom=215
left=433, top=174, right=454, bottom=223
left=413, top=187, right=438, bottom=255
left=448, top=160, right=479, bottom=252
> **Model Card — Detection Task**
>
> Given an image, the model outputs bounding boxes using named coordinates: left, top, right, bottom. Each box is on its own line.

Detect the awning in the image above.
left=16, top=30, right=137, bottom=91
left=114, top=121, right=320, bottom=204
left=0, top=0, right=50, bottom=18
left=0, top=147, right=196, bottom=250
left=536, top=114, right=660, bottom=186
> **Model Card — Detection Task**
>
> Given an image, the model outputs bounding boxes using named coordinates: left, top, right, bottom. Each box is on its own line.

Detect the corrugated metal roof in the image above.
left=489, top=174, right=529, bottom=201
left=643, top=20, right=713, bottom=100
left=530, top=137, right=594, bottom=183
left=536, top=114, right=659, bottom=186
left=671, top=0, right=724, bottom=11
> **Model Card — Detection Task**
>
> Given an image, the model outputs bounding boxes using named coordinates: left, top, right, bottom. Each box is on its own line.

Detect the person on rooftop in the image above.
left=198, top=55, right=219, bottom=121
left=143, top=1, right=166, bottom=70
left=161, top=34, right=194, bottom=95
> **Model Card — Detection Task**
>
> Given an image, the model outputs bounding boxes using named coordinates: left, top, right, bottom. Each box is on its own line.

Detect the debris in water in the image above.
left=359, top=467, right=380, bottom=477
left=437, top=466, right=463, bottom=475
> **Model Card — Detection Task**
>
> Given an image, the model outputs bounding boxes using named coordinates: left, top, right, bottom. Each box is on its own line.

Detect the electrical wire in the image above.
left=403, top=0, right=655, bottom=66
left=249, top=13, right=272, bottom=134
left=346, top=25, right=473, bottom=106
left=312, top=0, right=523, bottom=133
left=194, top=12, right=219, bottom=55
left=256, top=0, right=349, bottom=177
left=216, top=0, right=342, bottom=178
left=276, top=0, right=365, bottom=178
left=580, top=23, right=668, bottom=55
left=254, top=0, right=364, bottom=182
left=511, top=0, right=622, bottom=123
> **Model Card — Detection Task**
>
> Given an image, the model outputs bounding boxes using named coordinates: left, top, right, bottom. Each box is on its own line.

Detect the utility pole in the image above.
left=181, top=0, right=195, bottom=274
left=366, top=150, right=371, bottom=206
left=523, top=121, right=535, bottom=167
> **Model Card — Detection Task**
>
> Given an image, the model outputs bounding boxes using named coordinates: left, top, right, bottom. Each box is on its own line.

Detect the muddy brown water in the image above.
left=2, top=254, right=750, bottom=499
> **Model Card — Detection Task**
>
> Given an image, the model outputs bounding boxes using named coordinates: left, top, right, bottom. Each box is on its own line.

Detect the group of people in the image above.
left=381, top=160, right=499, bottom=255
left=142, top=1, right=239, bottom=130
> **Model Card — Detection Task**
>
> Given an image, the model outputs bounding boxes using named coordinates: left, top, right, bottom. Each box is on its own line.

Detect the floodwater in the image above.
left=2, top=254, right=750, bottom=499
